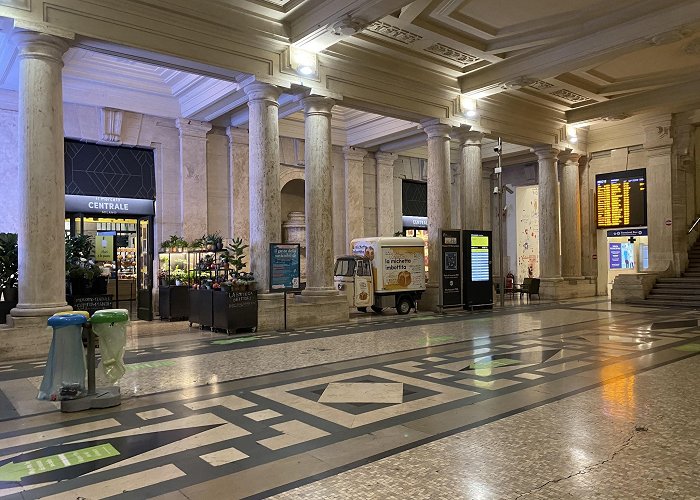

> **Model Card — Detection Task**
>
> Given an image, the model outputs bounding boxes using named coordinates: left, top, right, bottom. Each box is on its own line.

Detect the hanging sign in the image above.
left=607, top=228, right=647, bottom=237
left=402, top=216, right=428, bottom=228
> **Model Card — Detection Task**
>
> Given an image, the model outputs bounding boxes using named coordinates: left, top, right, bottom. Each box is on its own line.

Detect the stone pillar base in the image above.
left=611, top=273, right=658, bottom=303
left=420, top=284, right=440, bottom=312
left=0, top=320, right=53, bottom=362
left=301, top=287, right=338, bottom=297
left=256, top=293, right=349, bottom=330
left=539, top=277, right=597, bottom=300
left=11, top=304, right=72, bottom=318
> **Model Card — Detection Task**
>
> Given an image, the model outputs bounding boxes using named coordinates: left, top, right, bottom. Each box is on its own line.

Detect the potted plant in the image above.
left=0, top=233, right=18, bottom=303
left=160, top=239, right=172, bottom=253
left=205, top=232, right=223, bottom=251
left=65, top=234, right=103, bottom=295
left=171, top=268, right=188, bottom=286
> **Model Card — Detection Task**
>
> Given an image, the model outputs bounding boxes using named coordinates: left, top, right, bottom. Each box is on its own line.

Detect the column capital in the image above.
left=343, top=146, right=367, bottom=162
left=562, top=152, right=581, bottom=165
left=375, top=151, right=397, bottom=168
left=420, top=119, right=452, bottom=139
left=176, top=118, right=212, bottom=138
left=226, top=126, right=249, bottom=145
left=531, top=145, right=560, bottom=161
left=456, top=130, right=484, bottom=147
left=243, top=81, right=282, bottom=104
left=302, top=95, right=335, bottom=116
left=11, top=28, right=71, bottom=65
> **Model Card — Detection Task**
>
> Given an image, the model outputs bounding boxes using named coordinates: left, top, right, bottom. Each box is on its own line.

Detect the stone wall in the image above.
left=0, top=108, right=19, bottom=234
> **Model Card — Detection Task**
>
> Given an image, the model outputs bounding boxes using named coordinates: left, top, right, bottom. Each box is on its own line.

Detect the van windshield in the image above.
left=334, top=259, right=356, bottom=277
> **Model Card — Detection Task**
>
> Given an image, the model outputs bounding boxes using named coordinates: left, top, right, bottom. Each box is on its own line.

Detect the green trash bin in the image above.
left=91, top=309, right=129, bottom=383
left=38, top=313, right=88, bottom=401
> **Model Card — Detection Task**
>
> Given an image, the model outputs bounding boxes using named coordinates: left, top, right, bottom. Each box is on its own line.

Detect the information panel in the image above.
left=269, top=243, right=301, bottom=292
left=470, top=235, right=490, bottom=282
left=439, top=230, right=462, bottom=308
left=596, top=168, right=647, bottom=228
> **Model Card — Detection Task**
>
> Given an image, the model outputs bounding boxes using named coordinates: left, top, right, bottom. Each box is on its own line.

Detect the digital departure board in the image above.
left=596, top=168, right=647, bottom=228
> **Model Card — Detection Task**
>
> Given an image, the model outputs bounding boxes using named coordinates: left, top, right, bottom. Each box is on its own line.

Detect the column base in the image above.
left=11, top=303, right=72, bottom=318
left=419, top=283, right=440, bottom=312
left=301, top=287, right=338, bottom=297
left=0, top=319, right=53, bottom=362
left=539, top=277, right=596, bottom=300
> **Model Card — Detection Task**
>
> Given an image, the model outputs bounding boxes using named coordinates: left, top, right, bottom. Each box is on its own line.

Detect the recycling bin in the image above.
left=91, top=309, right=129, bottom=383
left=38, top=313, right=89, bottom=401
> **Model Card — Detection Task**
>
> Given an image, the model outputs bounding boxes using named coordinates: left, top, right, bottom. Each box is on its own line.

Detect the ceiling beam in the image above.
left=566, top=78, right=700, bottom=124
left=459, top=0, right=700, bottom=98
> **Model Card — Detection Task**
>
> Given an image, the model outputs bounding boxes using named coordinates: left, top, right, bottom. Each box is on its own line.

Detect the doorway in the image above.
left=65, top=214, right=154, bottom=320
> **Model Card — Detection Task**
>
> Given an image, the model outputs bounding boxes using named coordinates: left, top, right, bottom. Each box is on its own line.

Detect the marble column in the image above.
left=343, top=146, right=366, bottom=249
left=176, top=119, right=212, bottom=242
left=245, top=82, right=282, bottom=292
left=226, top=127, right=250, bottom=257
left=560, top=153, right=582, bottom=277
left=421, top=120, right=453, bottom=287
left=458, top=130, right=484, bottom=230
left=11, top=29, right=72, bottom=319
left=533, top=146, right=562, bottom=279
left=375, top=152, right=397, bottom=237
left=302, top=96, right=336, bottom=295
left=579, top=155, right=594, bottom=277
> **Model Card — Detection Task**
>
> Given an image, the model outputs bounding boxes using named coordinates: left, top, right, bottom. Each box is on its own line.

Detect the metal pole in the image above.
left=497, top=138, right=505, bottom=308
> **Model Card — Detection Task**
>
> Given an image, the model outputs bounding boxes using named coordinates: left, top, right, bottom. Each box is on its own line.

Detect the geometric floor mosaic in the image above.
left=0, top=307, right=698, bottom=499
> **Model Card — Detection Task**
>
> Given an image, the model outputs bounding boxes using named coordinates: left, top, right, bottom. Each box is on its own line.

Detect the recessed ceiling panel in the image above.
left=458, top=0, right=590, bottom=30
left=592, top=38, right=700, bottom=80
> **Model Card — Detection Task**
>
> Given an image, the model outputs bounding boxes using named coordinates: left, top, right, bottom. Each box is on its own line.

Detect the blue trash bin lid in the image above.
left=47, top=314, right=88, bottom=327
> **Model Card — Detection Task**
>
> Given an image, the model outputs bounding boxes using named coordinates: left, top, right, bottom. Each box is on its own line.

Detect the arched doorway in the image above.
left=280, top=178, right=307, bottom=282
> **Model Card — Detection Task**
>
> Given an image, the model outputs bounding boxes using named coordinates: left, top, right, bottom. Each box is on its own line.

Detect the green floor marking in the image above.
left=422, top=335, right=456, bottom=346
left=411, top=315, right=439, bottom=321
left=468, top=358, right=521, bottom=371
left=673, top=343, right=700, bottom=352
left=0, top=444, right=119, bottom=482
left=212, top=336, right=259, bottom=345
left=125, top=360, right=177, bottom=371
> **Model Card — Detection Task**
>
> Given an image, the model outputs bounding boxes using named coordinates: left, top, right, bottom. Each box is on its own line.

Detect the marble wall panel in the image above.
left=207, top=129, right=230, bottom=237
left=0, top=109, right=19, bottom=233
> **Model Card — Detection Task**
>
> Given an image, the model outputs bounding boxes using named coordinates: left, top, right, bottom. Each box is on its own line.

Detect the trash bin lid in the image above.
left=90, top=309, right=129, bottom=324
left=53, top=311, right=90, bottom=319
left=47, top=314, right=88, bottom=327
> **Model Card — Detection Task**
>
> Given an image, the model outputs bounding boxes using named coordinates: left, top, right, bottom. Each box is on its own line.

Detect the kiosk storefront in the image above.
left=402, top=216, right=429, bottom=278
left=64, top=140, right=156, bottom=320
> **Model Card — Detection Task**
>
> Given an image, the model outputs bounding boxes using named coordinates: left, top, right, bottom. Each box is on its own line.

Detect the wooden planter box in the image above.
left=159, top=286, right=189, bottom=321
left=188, top=289, right=258, bottom=334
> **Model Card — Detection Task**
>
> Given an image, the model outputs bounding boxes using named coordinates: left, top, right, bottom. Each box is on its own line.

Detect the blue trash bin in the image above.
left=38, top=314, right=88, bottom=401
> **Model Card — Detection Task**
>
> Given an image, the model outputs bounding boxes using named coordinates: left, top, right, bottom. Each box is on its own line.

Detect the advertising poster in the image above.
left=381, top=246, right=425, bottom=290
left=516, top=185, right=539, bottom=283
left=95, top=234, right=114, bottom=262
left=440, top=230, right=462, bottom=307
left=269, top=243, right=301, bottom=291
left=609, top=243, right=622, bottom=269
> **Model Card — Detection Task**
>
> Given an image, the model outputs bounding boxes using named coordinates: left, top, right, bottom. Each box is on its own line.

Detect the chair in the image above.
left=527, top=278, right=540, bottom=300
left=515, top=278, right=532, bottom=298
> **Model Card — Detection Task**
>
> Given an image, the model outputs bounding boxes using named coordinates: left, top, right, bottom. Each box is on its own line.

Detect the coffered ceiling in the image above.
left=0, top=0, right=699, bottom=150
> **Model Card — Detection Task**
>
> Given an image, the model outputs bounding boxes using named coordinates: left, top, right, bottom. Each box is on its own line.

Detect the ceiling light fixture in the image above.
left=461, top=96, right=479, bottom=119
left=290, top=46, right=318, bottom=78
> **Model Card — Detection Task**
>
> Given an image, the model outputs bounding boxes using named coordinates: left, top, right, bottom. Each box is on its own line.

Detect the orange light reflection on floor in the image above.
left=601, top=361, right=636, bottom=419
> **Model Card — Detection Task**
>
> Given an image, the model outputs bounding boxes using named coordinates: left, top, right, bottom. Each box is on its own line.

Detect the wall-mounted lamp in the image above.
left=567, top=125, right=578, bottom=144
left=290, top=46, right=318, bottom=78
left=460, top=96, right=479, bottom=118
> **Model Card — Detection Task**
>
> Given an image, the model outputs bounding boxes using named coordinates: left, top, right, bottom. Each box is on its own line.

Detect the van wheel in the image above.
left=396, top=296, right=412, bottom=315
left=371, top=305, right=384, bottom=314
left=357, top=307, right=367, bottom=312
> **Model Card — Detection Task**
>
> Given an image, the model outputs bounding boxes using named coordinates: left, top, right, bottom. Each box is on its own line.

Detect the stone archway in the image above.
left=280, top=177, right=307, bottom=281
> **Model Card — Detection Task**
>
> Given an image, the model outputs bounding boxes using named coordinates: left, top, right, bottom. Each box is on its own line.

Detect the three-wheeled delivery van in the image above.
left=334, top=237, right=426, bottom=314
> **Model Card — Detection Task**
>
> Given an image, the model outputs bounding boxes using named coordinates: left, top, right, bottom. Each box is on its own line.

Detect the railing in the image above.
left=688, top=216, right=700, bottom=234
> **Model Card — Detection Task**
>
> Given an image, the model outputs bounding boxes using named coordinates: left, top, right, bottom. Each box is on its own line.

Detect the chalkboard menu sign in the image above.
left=596, top=169, right=647, bottom=228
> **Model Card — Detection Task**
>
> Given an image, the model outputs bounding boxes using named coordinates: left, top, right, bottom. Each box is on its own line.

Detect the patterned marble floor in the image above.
left=0, top=298, right=698, bottom=499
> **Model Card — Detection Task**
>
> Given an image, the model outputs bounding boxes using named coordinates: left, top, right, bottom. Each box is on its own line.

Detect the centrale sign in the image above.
left=65, top=195, right=155, bottom=215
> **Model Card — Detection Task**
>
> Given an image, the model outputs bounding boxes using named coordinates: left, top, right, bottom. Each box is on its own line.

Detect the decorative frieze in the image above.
left=529, top=80, right=554, bottom=90
left=366, top=21, right=422, bottom=44
left=551, top=89, right=588, bottom=103
left=424, top=43, right=479, bottom=65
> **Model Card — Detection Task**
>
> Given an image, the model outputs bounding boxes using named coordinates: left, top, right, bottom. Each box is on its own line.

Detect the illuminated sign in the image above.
left=470, top=234, right=490, bottom=282
left=596, top=169, right=647, bottom=229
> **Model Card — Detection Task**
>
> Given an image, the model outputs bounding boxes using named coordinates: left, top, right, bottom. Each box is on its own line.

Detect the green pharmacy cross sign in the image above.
left=0, top=444, right=119, bottom=482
